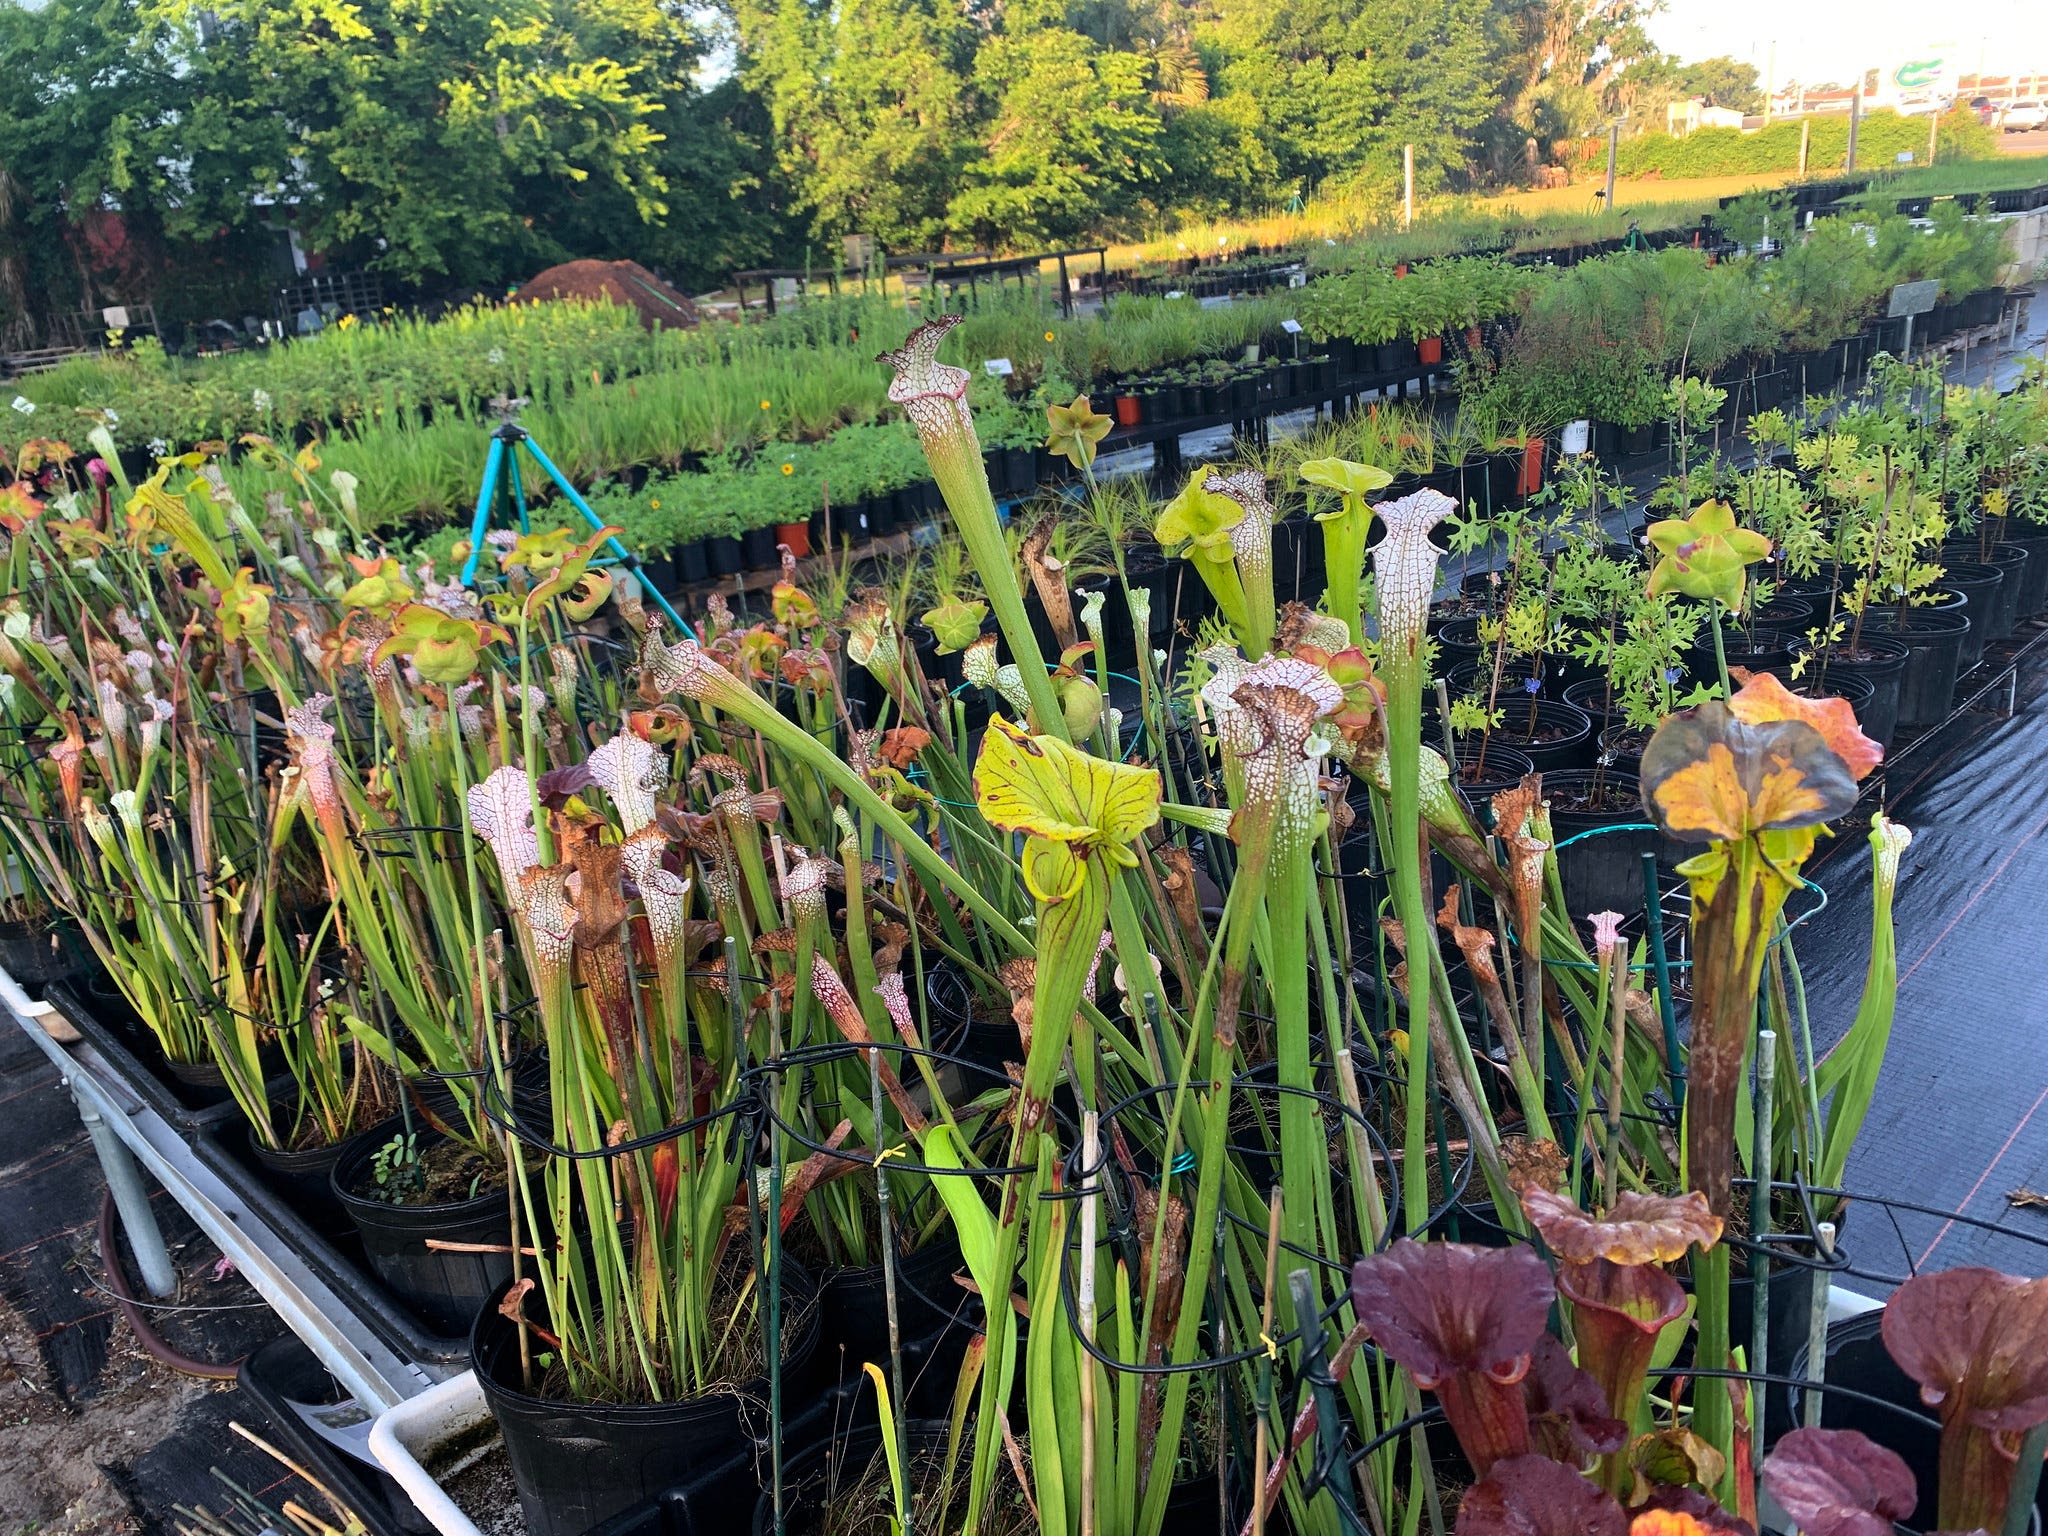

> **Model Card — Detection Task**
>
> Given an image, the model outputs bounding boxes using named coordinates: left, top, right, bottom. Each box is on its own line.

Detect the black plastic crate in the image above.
left=237, top=1335, right=427, bottom=1536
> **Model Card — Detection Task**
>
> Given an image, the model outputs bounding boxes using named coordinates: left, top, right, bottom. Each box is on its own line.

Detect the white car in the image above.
left=2003, top=100, right=2048, bottom=132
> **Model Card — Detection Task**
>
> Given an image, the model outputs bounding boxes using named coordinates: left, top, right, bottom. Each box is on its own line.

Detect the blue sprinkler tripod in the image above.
left=457, top=397, right=694, bottom=637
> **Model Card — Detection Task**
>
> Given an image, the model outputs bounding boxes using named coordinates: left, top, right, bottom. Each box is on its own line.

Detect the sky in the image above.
left=1651, top=0, right=2048, bottom=90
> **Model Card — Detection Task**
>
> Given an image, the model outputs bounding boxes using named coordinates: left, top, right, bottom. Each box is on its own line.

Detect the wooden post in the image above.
left=1603, top=124, right=1619, bottom=208
left=1057, top=253, right=1073, bottom=319
left=1928, top=106, right=1940, bottom=166
left=1846, top=87, right=1862, bottom=171
left=1799, top=118, right=1811, bottom=174
left=1403, top=144, right=1414, bottom=228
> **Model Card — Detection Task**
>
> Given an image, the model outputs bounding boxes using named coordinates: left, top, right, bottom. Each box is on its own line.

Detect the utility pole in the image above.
left=1765, top=40, right=1776, bottom=123
left=1846, top=86, right=1862, bottom=171
left=1402, top=144, right=1414, bottom=228
left=1799, top=118, right=1811, bottom=174
left=1928, top=104, right=1939, bottom=166
left=1603, top=123, right=1619, bottom=208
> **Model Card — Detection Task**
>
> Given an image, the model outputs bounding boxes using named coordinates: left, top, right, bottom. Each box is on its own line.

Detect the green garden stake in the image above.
left=871, top=1046, right=910, bottom=1536
left=1641, top=851, right=1685, bottom=1107
left=1287, top=1269, right=1363, bottom=1536
left=1751, top=1028, right=1777, bottom=1471
left=2001, top=1420, right=2048, bottom=1536
left=1803, top=1220, right=1836, bottom=1429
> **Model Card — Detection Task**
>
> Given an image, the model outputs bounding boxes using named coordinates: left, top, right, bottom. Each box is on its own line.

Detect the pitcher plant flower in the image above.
left=880, top=316, right=1063, bottom=736
left=1045, top=394, right=1112, bottom=474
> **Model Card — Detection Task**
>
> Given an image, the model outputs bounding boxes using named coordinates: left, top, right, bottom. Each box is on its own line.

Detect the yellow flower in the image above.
left=781, top=463, right=794, bottom=475
left=759, top=399, right=772, bottom=411
left=1044, top=331, right=1055, bottom=342
left=649, top=499, right=661, bottom=510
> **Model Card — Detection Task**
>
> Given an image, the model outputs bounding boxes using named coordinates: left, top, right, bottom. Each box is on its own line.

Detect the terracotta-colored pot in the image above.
left=776, top=521, right=812, bottom=559
left=1418, top=336, right=1444, bottom=365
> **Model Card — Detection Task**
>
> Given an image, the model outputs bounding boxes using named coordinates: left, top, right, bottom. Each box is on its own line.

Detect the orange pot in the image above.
left=1516, top=438, right=1547, bottom=498
left=777, top=521, right=812, bottom=559
left=1114, top=395, right=1142, bottom=427
left=1418, top=336, right=1443, bottom=365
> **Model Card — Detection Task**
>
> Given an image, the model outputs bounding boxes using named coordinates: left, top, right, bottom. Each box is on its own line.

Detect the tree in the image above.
left=948, top=31, right=1170, bottom=247
left=731, top=0, right=971, bottom=249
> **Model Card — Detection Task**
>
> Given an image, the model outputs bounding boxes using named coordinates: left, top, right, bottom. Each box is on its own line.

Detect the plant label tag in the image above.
left=1289, top=272, right=1307, bottom=288
left=984, top=358, right=1014, bottom=377
left=1166, top=290, right=1185, bottom=300
left=1282, top=319, right=1304, bottom=333
left=102, top=306, right=129, bottom=329
left=1887, top=280, right=1938, bottom=318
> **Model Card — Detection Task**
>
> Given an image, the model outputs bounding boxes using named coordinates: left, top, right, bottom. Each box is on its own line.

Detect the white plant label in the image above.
left=983, top=358, right=1014, bottom=377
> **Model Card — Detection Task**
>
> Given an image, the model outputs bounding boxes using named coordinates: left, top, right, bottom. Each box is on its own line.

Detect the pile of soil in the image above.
left=518, top=259, right=700, bottom=330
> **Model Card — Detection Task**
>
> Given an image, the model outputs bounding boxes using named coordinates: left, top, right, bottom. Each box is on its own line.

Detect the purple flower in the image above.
left=1664, top=667, right=1682, bottom=685
left=1522, top=676, right=1541, bottom=694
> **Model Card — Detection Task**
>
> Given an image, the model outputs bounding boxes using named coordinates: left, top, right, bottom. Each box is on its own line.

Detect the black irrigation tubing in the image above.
left=748, top=1042, right=1053, bottom=1180
left=474, top=1055, right=752, bottom=1164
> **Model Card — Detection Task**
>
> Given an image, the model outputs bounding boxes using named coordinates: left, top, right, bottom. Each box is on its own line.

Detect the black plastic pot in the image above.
left=1935, top=563, right=2003, bottom=665
left=1784, top=1310, right=2048, bottom=1532
left=1446, top=740, right=1538, bottom=816
left=1482, top=698, right=1595, bottom=775
left=1942, top=544, right=2026, bottom=642
left=236, top=1337, right=417, bottom=1536
left=0, top=916, right=89, bottom=993
left=1430, top=614, right=1486, bottom=672
left=706, top=535, right=744, bottom=577
left=1791, top=634, right=1908, bottom=751
left=2000, top=531, right=2048, bottom=619
left=249, top=1109, right=383, bottom=1236
left=1544, top=772, right=1658, bottom=922
left=475, top=1267, right=821, bottom=1536
left=818, top=1236, right=975, bottom=1416
left=675, top=539, right=711, bottom=586
left=331, top=1119, right=515, bottom=1336
left=1691, top=627, right=1794, bottom=678
left=1876, top=607, right=1971, bottom=730
left=742, top=525, right=779, bottom=570
left=1562, top=677, right=1621, bottom=729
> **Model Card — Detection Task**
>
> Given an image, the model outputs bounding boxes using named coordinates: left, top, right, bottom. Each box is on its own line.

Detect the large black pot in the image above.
left=1690, top=626, right=1794, bottom=680
left=248, top=1107, right=384, bottom=1237
left=475, top=1266, right=821, bottom=1536
left=2000, top=530, right=2048, bottom=618
left=1790, top=634, right=1908, bottom=751
left=1481, top=698, right=1594, bottom=775
left=1875, top=607, right=1971, bottom=731
left=1942, top=545, right=2026, bottom=642
left=1543, top=771, right=1659, bottom=923
left=1445, top=741, right=1538, bottom=821
left=1430, top=614, right=1487, bottom=673
left=331, top=1119, right=515, bottom=1336
left=1783, top=1310, right=2048, bottom=1533
left=818, top=1235, right=975, bottom=1417
left=1933, top=563, right=2004, bottom=665
left=0, top=915, right=90, bottom=993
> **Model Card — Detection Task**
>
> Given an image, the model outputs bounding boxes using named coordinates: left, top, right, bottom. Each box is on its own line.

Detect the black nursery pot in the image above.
left=1543, top=772, right=1658, bottom=922
left=1785, top=1311, right=2048, bottom=1532
left=1877, top=607, right=1972, bottom=731
left=1942, top=545, right=2027, bottom=643
left=2000, top=530, right=2048, bottom=619
left=331, top=1119, right=514, bottom=1336
left=675, top=539, right=711, bottom=586
left=706, top=535, right=745, bottom=577
left=0, top=915, right=90, bottom=994
left=1792, top=634, right=1907, bottom=752
left=1483, top=698, right=1594, bottom=774
left=1935, top=563, right=2004, bottom=665
left=818, top=1236, right=976, bottom=1417
left=247, top=1108, right=383, bottom=1237
left=475, top=1267, right=821, bottom=1536
left=1446, top=740, right=1538, bottom=813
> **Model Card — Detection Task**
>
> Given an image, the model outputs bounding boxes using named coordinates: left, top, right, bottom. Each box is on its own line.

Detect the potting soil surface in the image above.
left=0, top=1020, right=346, bottom=1534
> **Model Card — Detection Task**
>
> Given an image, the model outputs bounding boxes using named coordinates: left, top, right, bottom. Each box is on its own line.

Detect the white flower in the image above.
left=251, top=389, right=272, bottom=411
left=147, top=438, right=170, bottom=459
left=487, top=347, right=506, bottom=366
left=104, top=409, right=119, bottom=427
